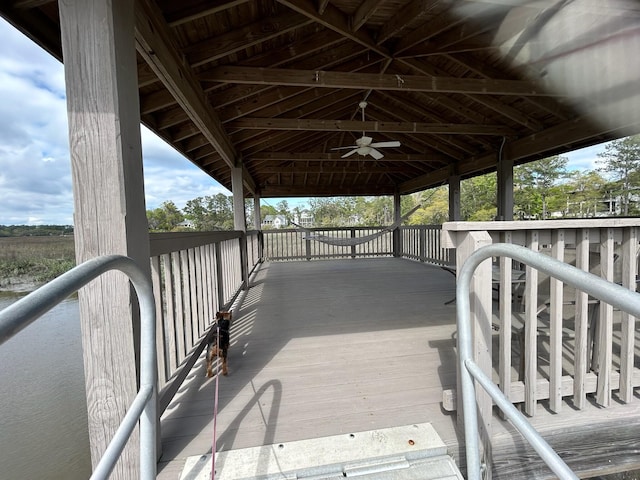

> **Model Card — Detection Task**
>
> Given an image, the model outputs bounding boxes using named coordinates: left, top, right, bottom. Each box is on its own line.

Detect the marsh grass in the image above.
left=0, top=236, right=75, bottom=286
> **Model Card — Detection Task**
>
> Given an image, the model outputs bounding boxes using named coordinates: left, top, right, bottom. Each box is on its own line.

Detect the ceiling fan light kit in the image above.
left=331, top=101, right=401, bottom=159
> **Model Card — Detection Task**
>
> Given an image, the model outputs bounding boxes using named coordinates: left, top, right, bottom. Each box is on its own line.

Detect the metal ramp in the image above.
left=179, top=423, right=463, bottom=480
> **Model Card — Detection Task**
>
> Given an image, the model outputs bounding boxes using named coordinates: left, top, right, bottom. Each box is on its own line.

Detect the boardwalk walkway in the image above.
left=156, top=257, right=460, bottom=478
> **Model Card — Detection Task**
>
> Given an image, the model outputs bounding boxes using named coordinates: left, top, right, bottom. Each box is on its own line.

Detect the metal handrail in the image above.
left=457, top=243, right=640, bottom=480
left=0, top=255, right=157, bottom=479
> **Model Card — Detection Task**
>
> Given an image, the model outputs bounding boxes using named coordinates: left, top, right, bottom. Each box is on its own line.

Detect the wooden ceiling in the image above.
left=3, top=0, right=640, bottom=198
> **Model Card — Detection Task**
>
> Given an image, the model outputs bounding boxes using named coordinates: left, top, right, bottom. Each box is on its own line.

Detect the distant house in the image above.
left=178, top=220, right=194, bottom=229
left=294, top=210, right=314, bottom=227
left=262, top=214, right=288, bottom=229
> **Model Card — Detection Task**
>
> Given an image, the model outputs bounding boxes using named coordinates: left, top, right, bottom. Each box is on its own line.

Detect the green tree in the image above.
left=276, top=200, right=293, bottom=223
left=596, top=135, right=640, bottom=215
left=461, top=173, right=497, bottom=220
left=563, top=170, right=609, bottom=217
left=515, top=155, right=568, bottom=219
left=146, top=201, right=184, bottom=231
left=183, top=193, right=234, bottom=230
left=407, top=187, right=449, bottom=225
left=308, top=197, right=359, bottom=226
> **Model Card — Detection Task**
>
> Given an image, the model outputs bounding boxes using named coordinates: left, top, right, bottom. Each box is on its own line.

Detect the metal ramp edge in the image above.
left=179, top=423, right=463, bottom=480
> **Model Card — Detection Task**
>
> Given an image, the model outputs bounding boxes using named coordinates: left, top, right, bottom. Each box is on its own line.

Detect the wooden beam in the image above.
left=134, top=0, right=237, bottom=168
left=228, top=117, right=515, bottom=135
left=259, top=183, right=397, bottom=196
left=254, top=164, right=410, bottom=174
left=204, top=65, right=561, bottom=96
left=246, top=152, right=444, bottom=163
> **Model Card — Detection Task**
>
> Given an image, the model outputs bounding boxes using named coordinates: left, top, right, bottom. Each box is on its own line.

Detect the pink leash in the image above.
left=211, top=325, right=220, bottom=480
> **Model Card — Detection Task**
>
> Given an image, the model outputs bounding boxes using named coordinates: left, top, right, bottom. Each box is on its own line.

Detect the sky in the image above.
left=0, top=17, right=609, bottom=226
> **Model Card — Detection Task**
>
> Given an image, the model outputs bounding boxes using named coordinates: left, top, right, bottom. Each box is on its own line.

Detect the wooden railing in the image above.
left=400, top=225, right=452, bottom=266
left=263, top=224, right=451, bottom=265
left=441, top=219, right=640, bottom=468
left=263, top=227, right=394, bottom=260
left=148, top=230, right=260, bottom=410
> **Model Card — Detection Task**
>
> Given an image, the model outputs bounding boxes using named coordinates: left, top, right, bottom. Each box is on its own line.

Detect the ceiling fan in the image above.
left=331, top=101, right=401, bottom=160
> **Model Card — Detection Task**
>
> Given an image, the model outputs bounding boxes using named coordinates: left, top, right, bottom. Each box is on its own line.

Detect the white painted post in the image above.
left=59, top=0, right=151, bottom=475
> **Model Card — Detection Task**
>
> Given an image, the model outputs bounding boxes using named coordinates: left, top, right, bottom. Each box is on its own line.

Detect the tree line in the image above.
left=0, top=225, right=74, bottom=237
left=146, top=135, right=640, bottom=231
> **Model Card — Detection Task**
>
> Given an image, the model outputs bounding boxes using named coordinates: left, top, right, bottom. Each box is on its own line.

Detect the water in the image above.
left=0, top=293, right=91, bottom=479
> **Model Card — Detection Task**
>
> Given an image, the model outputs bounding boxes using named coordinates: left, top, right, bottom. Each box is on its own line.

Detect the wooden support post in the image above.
left=449, top=174, right=461, bottom=221
left=58, top=0, right=152, bottom=475
left=549, top=229, right=565, bottom=412
left=620, top=227, right=637, bottom=403
left=524, top=231, right=539, bottom=416
left=496, top=152, right=514, bottom=221
left=498, top=231, right=513, bottom=410
left=456, top=230, right=493, bottom=477
left=596, top=228, right=615, bottom=406
left=253, top=192, right=261, bottom=231
left=393, top=190, right=402, bottom=257
left=573, top=228, right=590, bottom=409
left=253, top=192, right=263, bottom=261
left=232, top=165, right=249, bottom=290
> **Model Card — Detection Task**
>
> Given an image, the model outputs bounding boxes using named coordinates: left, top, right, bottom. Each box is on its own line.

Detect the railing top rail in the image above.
left=150, top=230, right=243, bottom=256
left=264, top=225, right=393, bottom=232
left=443, top=218, right=640, bottom=233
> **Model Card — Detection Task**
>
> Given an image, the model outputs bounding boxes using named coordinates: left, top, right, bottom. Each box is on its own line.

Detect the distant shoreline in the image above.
left=0, top=236, right=75, bottom=294
left=0, top=276, right=41, bottom=293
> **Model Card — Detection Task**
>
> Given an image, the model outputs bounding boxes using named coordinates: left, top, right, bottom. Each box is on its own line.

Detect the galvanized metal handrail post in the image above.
left=0, top=255, right=157, bottom=479
left=457, top=243, right=640, bottom=480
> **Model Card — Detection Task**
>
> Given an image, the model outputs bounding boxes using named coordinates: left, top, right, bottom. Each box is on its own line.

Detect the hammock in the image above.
left=292, top=203, right=422, bottom=247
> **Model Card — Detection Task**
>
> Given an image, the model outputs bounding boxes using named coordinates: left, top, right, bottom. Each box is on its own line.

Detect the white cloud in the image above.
left=0, top=18, right=224, bottom=225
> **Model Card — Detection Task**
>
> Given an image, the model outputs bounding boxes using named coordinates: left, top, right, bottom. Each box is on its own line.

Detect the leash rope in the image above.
left=211, top=325, right=220, bottom=480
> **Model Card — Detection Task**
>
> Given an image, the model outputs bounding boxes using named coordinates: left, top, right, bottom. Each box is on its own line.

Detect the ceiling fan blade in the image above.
left=331, top=145, right=358, bottom=151
left=341, top=148, right=359, bottom=158
left=370, top=141, right=401, bottom=148
left=368, top=148, right=384, bottom=160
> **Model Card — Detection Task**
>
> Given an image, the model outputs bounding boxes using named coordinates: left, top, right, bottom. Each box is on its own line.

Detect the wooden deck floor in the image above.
left=156, top=257, right=640, bottom=479
left=157, top=257, right=461, bottom=478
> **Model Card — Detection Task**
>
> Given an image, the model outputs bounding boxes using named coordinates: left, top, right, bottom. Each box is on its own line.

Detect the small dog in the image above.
left=206, top=311, right=231, bottom=377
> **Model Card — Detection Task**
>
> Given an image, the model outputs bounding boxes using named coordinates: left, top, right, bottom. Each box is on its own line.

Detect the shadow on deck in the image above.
left=156, top=257, right=460, bottom=478
left=156, top=257, right=640, bottom=479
